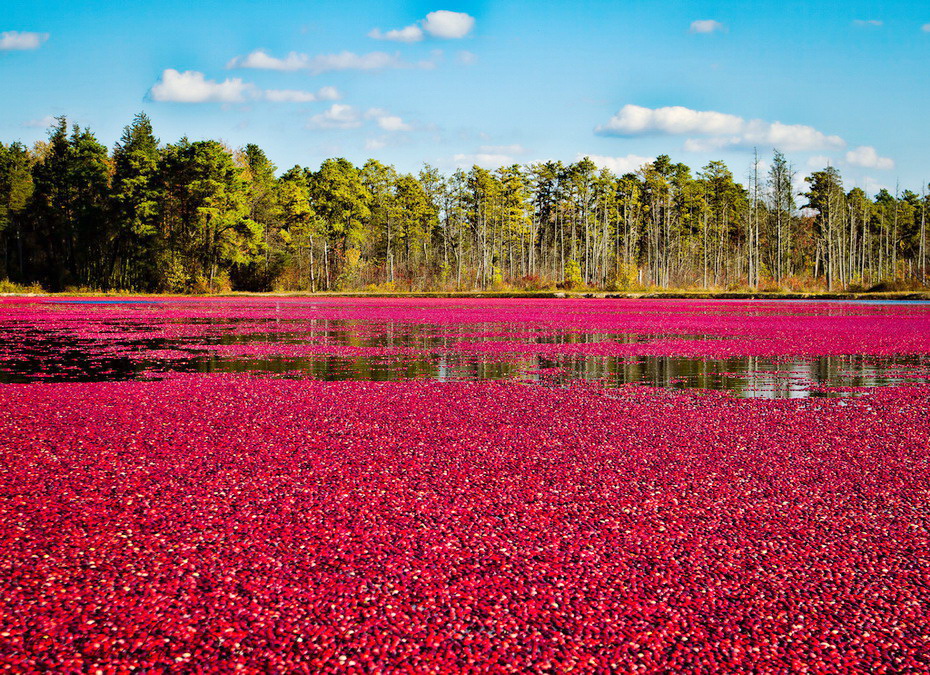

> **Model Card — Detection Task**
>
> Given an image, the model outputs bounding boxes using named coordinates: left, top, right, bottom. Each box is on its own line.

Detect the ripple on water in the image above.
left=2, top=297, right=930, bottom=398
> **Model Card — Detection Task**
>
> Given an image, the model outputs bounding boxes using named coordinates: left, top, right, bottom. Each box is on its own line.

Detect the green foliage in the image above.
left=27, top=117, right=110, bottom=289
left=1, top=114, right=929, bottom=294
left=563, top=259, right=583, bottom=289
left=0, top=141, right=34, bottom=280
left=0, top=278, right=44, bottom=294
left=335, top=247, right=364, bottom=290
left=613, top=261, right=639, bottom=290
left=157, top=138, right=258, bottom=289
left=0, top=142, right=33, bottom=232
left=311, top=158, right=371, bottom=248
left=111, top=112, right=161, bottom=289
left=439, top=260, right=451, bottom=283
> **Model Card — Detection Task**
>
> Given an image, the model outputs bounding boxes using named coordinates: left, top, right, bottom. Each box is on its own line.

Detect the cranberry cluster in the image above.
left=1, top=374, right=928, bottom=671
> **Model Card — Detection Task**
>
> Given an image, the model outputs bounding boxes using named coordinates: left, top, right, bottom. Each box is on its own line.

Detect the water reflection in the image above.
left=1, top=317, right=929, bottom=398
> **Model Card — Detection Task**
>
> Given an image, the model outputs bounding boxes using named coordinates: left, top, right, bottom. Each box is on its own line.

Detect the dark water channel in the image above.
left=1, top=317, right=929, bottom=398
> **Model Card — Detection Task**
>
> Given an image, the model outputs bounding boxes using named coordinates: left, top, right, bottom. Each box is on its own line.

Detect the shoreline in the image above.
left=3, top=290, right=930, bottom=301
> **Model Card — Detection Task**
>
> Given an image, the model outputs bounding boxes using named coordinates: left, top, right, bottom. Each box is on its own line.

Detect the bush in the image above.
left=782, top=275, right=826, bottom=293
left=335, top=248, right=364, bottom=290
left=191, top=272, right=231, bottom=295
left=439, top=261, right=452, bottom=284
left=612, top=262, right=639, bottom=291
left=756, top=278, right=787, bottom=293
left=563, top=260, right=583, bottom=289
left=0, top=279, right=45, bottom=294
left=362, top=281, right=397, bottom=293
left=517, top=275, right=555, bottom=292
left=163, top=258, right=193, bottom=293
left=868, top=279, right=928, bottom=292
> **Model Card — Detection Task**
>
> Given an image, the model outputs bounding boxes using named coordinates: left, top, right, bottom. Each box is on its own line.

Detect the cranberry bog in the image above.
left=2, top=297, right=930, bottom=672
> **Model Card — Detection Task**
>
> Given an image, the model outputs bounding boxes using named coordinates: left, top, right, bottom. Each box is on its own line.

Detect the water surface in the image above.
left=3, top=299, right=930, bottom=397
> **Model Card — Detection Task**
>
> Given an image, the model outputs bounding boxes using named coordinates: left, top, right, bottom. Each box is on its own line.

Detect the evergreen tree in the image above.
left=28, top=118, right=110, bottom=289
left=2, top=112, right=929, bottom=293
left=158, top=139, right=259, bottom=291
left=309, top=158, right=371, bottom=290
left=111, top=112, right=161, bottom=289
left=0, top=141, right=34, bottom=280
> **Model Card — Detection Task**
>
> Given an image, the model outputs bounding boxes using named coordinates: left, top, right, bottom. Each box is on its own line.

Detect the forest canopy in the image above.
left=1, top=114, right=927, bottom=293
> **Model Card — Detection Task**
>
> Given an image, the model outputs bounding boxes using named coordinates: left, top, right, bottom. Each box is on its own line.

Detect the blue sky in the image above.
left=2, top=0, right=929, bottom=194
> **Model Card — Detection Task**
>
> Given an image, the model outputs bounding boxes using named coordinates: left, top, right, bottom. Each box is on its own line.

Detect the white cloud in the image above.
left=307, top=104, right=364, bottom=130
left=422, top=11, right=475, bottom=38
left=263, top=86, right=341, bottom=103
left=364, top=108, right=414, bottom=132
left=845, top=145, right=894, bottom=170
left=859, top=176, right=891, bottom=196
left=312, top=51, right=411, bottom=73
left=852, top=19, right=883, bottom=27
left=263, top=90, right=319, bottom=103
left=456, top=50, right=477, bottom=65
left=308, top=105, right=412, bottom=132
left=370, top=10, right=474, bottom=43
left=742, top=120, right=845, bottom=152
left=149, top=69, right=338, bottom=105
left=598, top=104, right=744, bottom=136
left=368, top=25, right=424, bottom=43
left=0, top=31, right=49, bottom=50
left=376, top=115, right=412, bottom=132
left=792, top=173, right=809, bottom=199
left=315, top=86, right=341, bottom=101
left=597, top=104, right=846, bottom=152
left=584, top=154, right=655, bottom=175
left=453, top=153, right=515, bottom=168
left=365, top=138, right=388, bottom=151
left=228, top=49, right=434, bottom=74
left=689, top=20, right=725, bottom=34
left=149, top=69, right=256, bottom=103
left=923, top=23, right=930, bottom=32
left=807, top=148, right=894, bottom=173
left=227, top=50, right=309, bottom=71
left=21, top=115, right=57, bottom=129
left=806, top=155, right=834, bottom=170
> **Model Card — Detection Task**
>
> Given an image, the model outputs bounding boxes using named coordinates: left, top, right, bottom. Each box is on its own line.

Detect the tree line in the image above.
left=1, top=114, right=927, bottom=292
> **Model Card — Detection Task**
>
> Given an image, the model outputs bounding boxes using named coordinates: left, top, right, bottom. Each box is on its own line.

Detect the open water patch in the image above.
left=2, top=314, right=930, bottom=397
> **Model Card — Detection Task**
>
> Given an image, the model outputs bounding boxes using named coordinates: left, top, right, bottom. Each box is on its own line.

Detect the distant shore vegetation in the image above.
left=1, top=114, right=928, bottom=294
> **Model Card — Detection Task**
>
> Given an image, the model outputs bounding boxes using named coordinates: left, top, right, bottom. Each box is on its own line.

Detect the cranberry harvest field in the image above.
left=1, top=297, right=930, bottom=672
